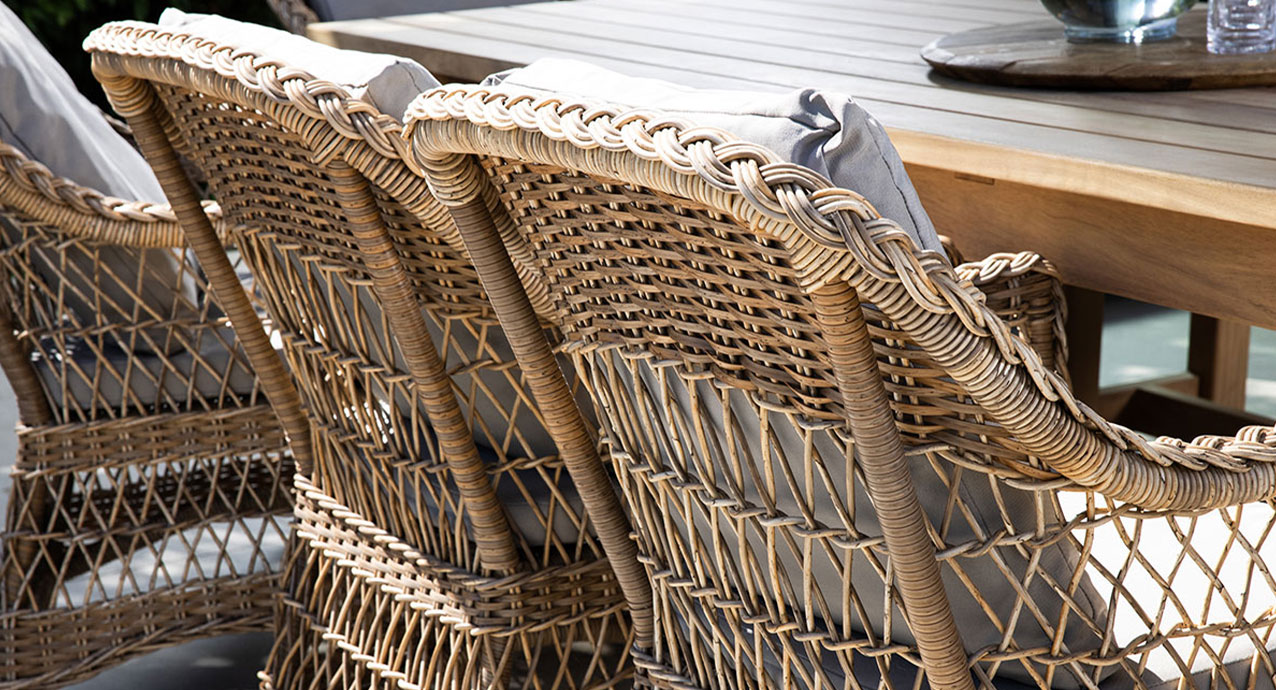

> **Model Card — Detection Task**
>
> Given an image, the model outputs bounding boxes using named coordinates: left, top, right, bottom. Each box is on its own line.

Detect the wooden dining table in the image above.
left=309, top=0, right=1276, bottom=433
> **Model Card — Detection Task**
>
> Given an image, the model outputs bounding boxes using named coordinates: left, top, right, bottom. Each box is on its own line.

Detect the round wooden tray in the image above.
left=921, top=9, right=1276, bottom=90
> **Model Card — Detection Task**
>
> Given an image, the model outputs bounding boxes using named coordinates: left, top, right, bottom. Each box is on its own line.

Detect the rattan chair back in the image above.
left=87, top=22, right=637, bottom=690
left=403, top=86, right=1276, bottom=690
left=0, top=142, right=293, bottom=689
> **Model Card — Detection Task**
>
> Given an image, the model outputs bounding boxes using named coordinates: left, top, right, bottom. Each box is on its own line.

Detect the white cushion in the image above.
left=0, top=4, right=198, bottom=357
left=159, top=9, right=440, bottom=122
left=0, top=4, right=164, bottom=201
left=481, top=57, right=943, bottom=254
left=310, top=0, right=546, bottom=22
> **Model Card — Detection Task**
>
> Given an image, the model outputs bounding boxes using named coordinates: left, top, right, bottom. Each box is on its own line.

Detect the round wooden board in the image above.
left=921, top=9, right=1276, bottom=90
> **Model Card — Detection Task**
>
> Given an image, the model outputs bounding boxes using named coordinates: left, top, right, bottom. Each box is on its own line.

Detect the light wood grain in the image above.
left=890, top=130, right=1276, bottom=230
left=1189, top=316, right=1252, bottom=408
left=312, top=0, right=1276, bottom=325
left=511, top=1, right=1276, bottom=134
left=375, top=8, right=1276, bottom=185
left=907, top=163, right=1276, bottom=329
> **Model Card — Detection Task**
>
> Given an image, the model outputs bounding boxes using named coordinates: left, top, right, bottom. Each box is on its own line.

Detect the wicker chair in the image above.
left=86, top=21, right=636, bottom=690
left=0, top=141, right=294, bottom=688
left=402, top=86, right=1276, bottom=690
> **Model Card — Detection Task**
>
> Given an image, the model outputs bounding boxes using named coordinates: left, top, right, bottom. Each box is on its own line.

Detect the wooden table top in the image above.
left=311, top=0, right=1276, bottom=327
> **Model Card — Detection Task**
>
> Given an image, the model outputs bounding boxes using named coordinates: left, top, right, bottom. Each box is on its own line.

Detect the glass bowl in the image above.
left=1040, top=0, right=1198, bottom=43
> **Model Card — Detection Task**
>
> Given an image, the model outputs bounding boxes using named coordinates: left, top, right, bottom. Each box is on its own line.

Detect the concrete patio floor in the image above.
left=0, top=296, right=1273, bottom=688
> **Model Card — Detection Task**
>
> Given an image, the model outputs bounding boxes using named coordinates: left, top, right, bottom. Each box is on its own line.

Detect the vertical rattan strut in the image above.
left=86, top=21, right=634, bottom=690
left=92, top=69, right=314, bottom=476
left=440, top=190, right=657, bottom=654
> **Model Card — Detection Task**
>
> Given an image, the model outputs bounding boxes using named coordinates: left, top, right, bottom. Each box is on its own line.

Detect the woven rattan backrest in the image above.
left=0, top=143, right=261, bottom=425
left=87, top=23, right=651, bottom=689
left=0, top=140, right=293, bottom=689
left=88, top=25, right=549, bottom=572
left=405, top=88, right=1276, bottom=690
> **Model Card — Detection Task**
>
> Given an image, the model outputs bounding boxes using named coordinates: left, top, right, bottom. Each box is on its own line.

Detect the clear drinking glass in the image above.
left=1208, top=0, right=1276, bottom=54
left=1040, top=0, right=1197, bottom=43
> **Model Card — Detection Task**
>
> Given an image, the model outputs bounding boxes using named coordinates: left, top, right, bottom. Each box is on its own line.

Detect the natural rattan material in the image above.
left=403, top=86, right=1276, bottom=689
left=0, top=142, right=293, bottom=689
left=86, top=21, right=636, bottom=690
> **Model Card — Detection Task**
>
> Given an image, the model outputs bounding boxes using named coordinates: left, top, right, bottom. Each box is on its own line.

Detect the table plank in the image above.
left=510, top=2, right=1276, bottom=134
left=383, top=8, right=1276, bottom=161
left=310, top=0, right=1276, bottom=326
left=693, top=0, right=1042, bottom=29
left=385, top=10, right=1276, bottom=169
left=585, top=0, right=984, bottom=36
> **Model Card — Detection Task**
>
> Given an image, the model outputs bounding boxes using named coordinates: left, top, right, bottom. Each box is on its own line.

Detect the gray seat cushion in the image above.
left=0, top=2, right=196, bottom=356
left=31, top=328, right=259, bottom=413
left=626, top=353, right=1276, bottom=688
left=776, top=506, right=1276, bottom=690
left=158, top=9, right=440, bottom=123
left=302, top=256, right=584, bottom=547
left=481, top=57, right=943, bottom=254
left=612, top=356, right=1108, bottom=689
left=0, top=4, right=163, bottom=201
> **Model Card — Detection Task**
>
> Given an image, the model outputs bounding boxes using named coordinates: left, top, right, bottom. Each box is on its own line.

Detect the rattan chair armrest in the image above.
left=0, top=142, right=222, bottom=246
left=955, top=251, right=1068, bottom=379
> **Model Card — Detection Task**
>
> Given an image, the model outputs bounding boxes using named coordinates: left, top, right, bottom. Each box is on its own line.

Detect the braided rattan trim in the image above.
left=0, top=572, right=276, bottom=689
left=84, top=23, right=411, bottom=166
left=401, top=86, right=1276, bottom=511
left=13, top=404, right=285, bottom=473
left=293, top=478, right=626, bottom=637
left=0, top=142, right=218, bottom=247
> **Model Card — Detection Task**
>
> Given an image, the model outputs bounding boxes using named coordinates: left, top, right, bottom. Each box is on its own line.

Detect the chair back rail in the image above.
left=402, top=85, right=1276, bottom=690
left=86, top=21, right=637, bottom=689
left=409, top=96, right=972, bottom=689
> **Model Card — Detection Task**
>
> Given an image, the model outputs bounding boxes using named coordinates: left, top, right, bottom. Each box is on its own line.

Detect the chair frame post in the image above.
left=439, top=184, right=657, bottom=658
left=811, top=281, right=973, bottom=690
left=326, top=160, right=522, bottom=679
left=0, top=300, right=55, bottom=607
left=327, top=160, right=522, bottom=576
left=91, top=64, right=314, bottom=477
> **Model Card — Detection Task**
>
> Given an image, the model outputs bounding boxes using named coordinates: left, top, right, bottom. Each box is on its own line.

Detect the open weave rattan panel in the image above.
left=0, top=186, right=293, bottom=688
left=479, top=157, right=1276, bottom=690
left=151, top=82, right=630, bottom=690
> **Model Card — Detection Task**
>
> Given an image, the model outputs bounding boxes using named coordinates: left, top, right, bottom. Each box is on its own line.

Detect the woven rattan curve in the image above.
left=86, top=19, right=596, bottom=576
left=0, top=104, right=293, bottom=690
left=402, top=86, right=1276, bottom=513
left=0, top=142, right=217, bottom=247
left=85, top=19, right=652, bottom=680
left=0, top=140, right=223, bottom=429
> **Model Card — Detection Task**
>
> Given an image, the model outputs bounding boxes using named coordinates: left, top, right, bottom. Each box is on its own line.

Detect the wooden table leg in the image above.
left=1188, top=314, right=1251, bottom=409
left=1063, top=285, right=1104, bottom=406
